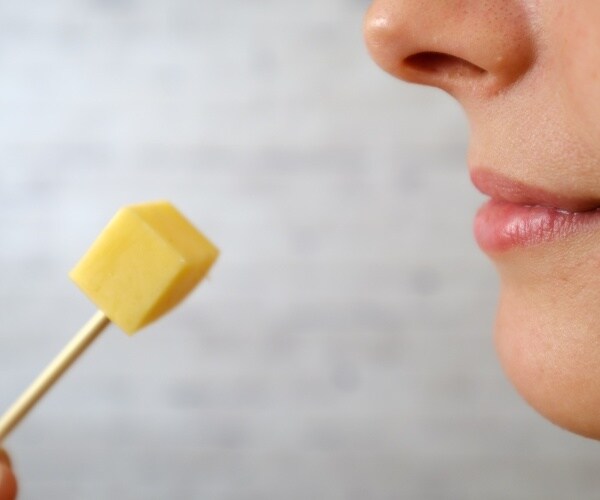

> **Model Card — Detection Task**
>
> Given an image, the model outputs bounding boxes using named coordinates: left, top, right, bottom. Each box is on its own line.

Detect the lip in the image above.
left=471, top=170, right=600, bottom=253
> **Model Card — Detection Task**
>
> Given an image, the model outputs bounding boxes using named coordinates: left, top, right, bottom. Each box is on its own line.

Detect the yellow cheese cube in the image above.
left=69, top=201, right=219, bottom=334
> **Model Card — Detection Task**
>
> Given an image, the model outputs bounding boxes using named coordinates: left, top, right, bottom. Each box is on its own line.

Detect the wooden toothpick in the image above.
left=0, top=311, right=110, bottom=441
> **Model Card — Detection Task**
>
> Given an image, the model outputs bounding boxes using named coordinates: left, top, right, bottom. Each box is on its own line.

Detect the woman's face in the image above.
left=364, top=0, right=600, bottom=439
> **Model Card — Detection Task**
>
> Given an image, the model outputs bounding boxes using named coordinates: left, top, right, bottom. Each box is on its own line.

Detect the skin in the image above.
left=0, top=450, right=17, bottom=500
left=364, top=0, right=600, bottom=439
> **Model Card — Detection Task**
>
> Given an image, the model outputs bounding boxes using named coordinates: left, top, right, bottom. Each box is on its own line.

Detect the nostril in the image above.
left=404, top=52, right=487, bottom=78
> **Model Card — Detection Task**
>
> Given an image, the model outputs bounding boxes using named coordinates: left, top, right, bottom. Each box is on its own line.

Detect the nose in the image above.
left=364, top=0, right=535, bottom=97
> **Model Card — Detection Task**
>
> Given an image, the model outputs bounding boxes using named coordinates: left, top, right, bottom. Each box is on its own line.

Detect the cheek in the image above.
left=551, top=2, right=600, bottom=141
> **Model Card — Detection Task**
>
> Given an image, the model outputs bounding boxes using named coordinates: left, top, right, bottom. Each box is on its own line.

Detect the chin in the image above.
left=494, top=274, right=600, bottom=440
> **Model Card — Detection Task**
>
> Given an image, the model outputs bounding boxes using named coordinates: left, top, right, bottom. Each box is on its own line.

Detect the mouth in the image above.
left=471, top=170, right=600, bottom=253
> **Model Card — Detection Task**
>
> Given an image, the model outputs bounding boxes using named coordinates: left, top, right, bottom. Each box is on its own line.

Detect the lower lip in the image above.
left=474, top=199, right=600, bottom=253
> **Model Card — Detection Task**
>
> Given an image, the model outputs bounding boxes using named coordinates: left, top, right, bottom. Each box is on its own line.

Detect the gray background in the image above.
left=1, top=1, right=599, bottom=499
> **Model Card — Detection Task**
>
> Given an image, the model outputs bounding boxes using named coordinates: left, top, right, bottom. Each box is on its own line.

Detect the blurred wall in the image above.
left=1, top=1, right=600, bottom=499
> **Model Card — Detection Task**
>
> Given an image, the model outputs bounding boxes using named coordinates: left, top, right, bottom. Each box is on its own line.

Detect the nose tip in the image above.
left=364, top=1, right=535, bottom=97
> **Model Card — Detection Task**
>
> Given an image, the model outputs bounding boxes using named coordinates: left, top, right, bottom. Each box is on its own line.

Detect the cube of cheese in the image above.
left=70, top=201, right=219, bottom=334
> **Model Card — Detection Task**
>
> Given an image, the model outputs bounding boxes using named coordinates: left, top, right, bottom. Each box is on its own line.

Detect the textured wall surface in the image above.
left=1, top=1, right=600, bottom=499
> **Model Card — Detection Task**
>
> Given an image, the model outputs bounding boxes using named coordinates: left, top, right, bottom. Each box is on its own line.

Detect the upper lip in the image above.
left=470, top=170, right=600, bottom=213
